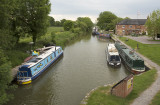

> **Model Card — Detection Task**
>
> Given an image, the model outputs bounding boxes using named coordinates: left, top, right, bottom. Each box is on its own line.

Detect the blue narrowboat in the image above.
left=17, top=46, right=63, bottom=84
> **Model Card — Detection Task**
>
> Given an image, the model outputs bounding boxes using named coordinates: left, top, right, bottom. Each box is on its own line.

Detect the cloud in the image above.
left=50, top=0, right=160, bottom=22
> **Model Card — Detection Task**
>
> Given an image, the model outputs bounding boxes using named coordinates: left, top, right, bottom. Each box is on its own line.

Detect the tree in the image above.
left=49, top=16, right=55, bottom=26
left=20, top=0, right=51, bottom=45
left=0, top=0, right=17, bottom=49
left=63, top=20, right=74, bottom=31
left=60, top=19, right=66, bottom=26
left=145, top=9, right=160, bottom=40
left=109, top=17, right=123, bottom=31
left=77, top=17, right=93, bottom=32
left=55, top=21, right=61, bottom=27
left=97, top=11, right=117, bottom=30
left=0, top=49, right=12, bottom=105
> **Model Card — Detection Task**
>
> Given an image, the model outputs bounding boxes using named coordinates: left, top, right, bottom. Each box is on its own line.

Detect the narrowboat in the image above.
left=17, top=46, right=63, bottom=85
left=99, top=33, right=111, bottom=38
left=115, top=41, right=145, bottom=74
left=106, top=44, right=121, bottom=66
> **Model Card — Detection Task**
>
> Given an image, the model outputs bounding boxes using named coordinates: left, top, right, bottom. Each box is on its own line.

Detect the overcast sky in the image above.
left=49, top=0, right=160, bottom=22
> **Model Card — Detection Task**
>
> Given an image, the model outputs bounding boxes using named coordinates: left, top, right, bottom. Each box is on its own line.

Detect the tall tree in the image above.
left=55, top=21, right=61, bottom=27
left=0, top=0, right=16, bottom=49
left=109, top=17, right=123, bottom=31
left=20, top=0, right=51, bottom=45
left=63, top=20, right=74, bottom=31
left=60, top=19, right=66, bottom=26
left=77, top=17, right=93, bottom=32
left=145, top=9, right=160, bottom=40
left=97, top=11, right=117, bottom=30
left=49, top=16, right=55, bottom=26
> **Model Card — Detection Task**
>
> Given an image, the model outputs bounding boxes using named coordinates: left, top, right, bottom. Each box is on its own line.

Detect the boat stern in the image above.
left=17, top=77, right=32, bottom=85
left=131, top=68, right=145, bottom=74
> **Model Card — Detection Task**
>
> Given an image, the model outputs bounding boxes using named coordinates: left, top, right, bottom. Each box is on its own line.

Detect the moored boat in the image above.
left=115, top=41, right=145, bottom=74
left=17, top=46, right=63, bottom=85
left=106, top=44, right=121, bottom=66
left=99, top=33, right=111, bottom=38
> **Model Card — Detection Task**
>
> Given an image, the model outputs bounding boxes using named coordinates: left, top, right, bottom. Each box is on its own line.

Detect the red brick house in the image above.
left=116, top=19, right=147, bottom=36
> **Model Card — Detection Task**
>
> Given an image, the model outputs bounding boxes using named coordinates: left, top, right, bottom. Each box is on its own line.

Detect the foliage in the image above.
left=6, top=50, right=30, bottom=68
left=63, top=20, right=74, bottom=31
left=97, top=11, right=117, bottom=30
left=150, top=90, right=160, bottom=105
left=51, top=31, right=56, bottom=44
left=19, top=0, right=51, bottom=45
left=55, top=21, right=61, bottom=27
left=76, top=17, right=93, bottom=32
left=145, top=9, right=160, bottom=40
left=85, top=69, right=156, bottom=105
left=109, top=17, right=123, bottom=30
left=0, top=49, right=13, bottom=105
left=0, top=0, right=17, bottom=49
left=49, top=16, right=55, bottom=26
left=60, top=19, right=66, bottom=26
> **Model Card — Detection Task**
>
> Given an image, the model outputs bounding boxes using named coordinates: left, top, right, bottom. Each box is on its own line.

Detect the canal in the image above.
left=7, top=35, right=130, bottom=105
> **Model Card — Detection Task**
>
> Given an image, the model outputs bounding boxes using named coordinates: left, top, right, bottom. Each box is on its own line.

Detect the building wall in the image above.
left=116, top=25, right=147, bottom=36
left=111, top=75, right=133, bottom=98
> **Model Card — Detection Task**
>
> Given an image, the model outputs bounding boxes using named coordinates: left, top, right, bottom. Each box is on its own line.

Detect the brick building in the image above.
left=116, top=19, right=147, bottom=36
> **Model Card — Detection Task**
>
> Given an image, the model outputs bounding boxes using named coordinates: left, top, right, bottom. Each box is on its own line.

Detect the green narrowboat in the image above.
left=115, top=41, right=145, bottom=74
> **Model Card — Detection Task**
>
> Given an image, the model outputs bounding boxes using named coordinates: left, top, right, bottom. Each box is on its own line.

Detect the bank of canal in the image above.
left=6, top=35, right=130, bottom=105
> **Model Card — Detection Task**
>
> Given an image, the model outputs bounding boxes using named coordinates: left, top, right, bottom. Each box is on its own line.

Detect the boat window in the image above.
left=115, top=56, right=120, bottom=61
left=50, top=55, right=52, bottom=59
left=110, top=55, right=120, bottom=61
left=18, top=71, right=28, bottom=77
left=28, top=58, right=42, bottom=63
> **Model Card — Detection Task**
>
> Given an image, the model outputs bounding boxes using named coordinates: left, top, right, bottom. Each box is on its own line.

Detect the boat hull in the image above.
left=17, top=51, right=63, bottom=85
left=120, top=55, right=145, bottom=74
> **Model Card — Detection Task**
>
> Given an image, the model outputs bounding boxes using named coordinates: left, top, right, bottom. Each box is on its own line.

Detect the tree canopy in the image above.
left=20, top=0, right=51, bottom=45
left=76, top=17, right=93, bottom=32
left=63, top=20, right=74, bottom=31
left=97, top=11, right=117, bottom=31
left=145, top=9, right=160, bottom=40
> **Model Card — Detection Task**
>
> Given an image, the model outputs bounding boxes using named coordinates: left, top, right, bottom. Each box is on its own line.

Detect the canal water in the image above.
left=7, top=35, right=130, bottom=105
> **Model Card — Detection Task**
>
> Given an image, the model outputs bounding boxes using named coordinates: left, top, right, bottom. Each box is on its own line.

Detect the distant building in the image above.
left=116, top=19, right=147, bottom=36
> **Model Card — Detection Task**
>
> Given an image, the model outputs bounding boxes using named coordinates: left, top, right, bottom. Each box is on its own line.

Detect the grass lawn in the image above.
left=150, top=90, right=160, bottom=105
left=83, top=69, right=157, bottom=105
left=118, top=37, right=160, bottom=66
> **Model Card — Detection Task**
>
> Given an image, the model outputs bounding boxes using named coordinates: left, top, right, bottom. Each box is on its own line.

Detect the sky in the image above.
left=49, top=0, right=160, bottom=23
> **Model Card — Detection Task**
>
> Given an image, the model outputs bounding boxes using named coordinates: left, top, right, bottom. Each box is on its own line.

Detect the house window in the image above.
left=122, top=25, right=125, bottom=28
left=129, top=25, right=132, bottom=28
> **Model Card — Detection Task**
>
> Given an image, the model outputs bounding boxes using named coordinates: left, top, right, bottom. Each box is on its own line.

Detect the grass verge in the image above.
left=118, top=37, right=160, bottom=66
left=150, top=90, right=160, bottom=105
left=83, top=69, right=157, bottom=105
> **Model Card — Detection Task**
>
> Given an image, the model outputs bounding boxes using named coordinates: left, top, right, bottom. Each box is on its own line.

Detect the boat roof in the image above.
left=109, top=52, right=119, bottom=55
left=123, top=49, right=143, bottom=60
left=24, top=46, right=61, bottom=68
left=108, top=44, right=118, bottom=52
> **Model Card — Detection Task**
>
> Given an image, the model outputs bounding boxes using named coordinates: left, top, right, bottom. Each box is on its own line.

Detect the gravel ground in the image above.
left=125, top=36, right=160, bottom=44
left=113, top=36, right=160, bottom=105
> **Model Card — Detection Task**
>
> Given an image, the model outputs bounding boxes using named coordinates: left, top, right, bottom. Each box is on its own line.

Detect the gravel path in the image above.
left=113, top=36, right=160, bottom=105
left=125, top=36, right=160, bottom=44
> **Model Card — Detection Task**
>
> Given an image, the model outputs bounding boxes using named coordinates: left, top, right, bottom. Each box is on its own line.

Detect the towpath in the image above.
left=113, top=35, right=160, bottom=105
left=125, top=36, right=160, bottom=44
